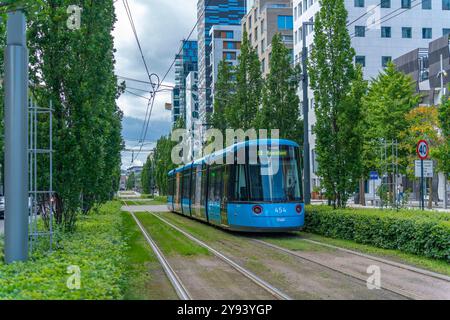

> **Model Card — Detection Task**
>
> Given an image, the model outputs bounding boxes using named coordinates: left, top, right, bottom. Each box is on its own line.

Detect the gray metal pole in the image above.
left=302, top=22, right=313, bottom=205
left=4, top=11, right=29, bottom=263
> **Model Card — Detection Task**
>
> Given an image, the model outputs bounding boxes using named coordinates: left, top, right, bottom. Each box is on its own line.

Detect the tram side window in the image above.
left=182, top=171, right=190, bottom=199
left=201, top=166, right=208, bottom=206
left=208, top=167, right=216, bottom=202
left=190, top=169, right=196, bottom=202
left=168, top=177, right=173, bottom=197
left=228, top=165, right=248, bottom=201
left=214, top=166, right=223, bottom=202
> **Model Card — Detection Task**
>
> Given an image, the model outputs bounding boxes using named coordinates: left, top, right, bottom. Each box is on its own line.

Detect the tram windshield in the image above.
left=248, top=146, right=302, bottom=202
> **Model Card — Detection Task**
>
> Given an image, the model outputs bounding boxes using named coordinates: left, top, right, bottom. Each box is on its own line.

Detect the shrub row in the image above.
left=304, top=206, right=450, bottom=261
left=0, top=201, right=127, bottom=299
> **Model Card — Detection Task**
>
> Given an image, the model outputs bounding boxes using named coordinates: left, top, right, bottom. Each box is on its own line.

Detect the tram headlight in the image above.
left=252, top=205, right=263, bottom=215
left=296, top=204, right=302, bottom=214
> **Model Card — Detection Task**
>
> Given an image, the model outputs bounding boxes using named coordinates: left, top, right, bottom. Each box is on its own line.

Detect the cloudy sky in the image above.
left=113, top=0, right=197, bottom=169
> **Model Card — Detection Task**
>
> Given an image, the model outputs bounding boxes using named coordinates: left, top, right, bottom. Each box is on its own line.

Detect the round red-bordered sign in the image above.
left=416, top=140, right=429, bottom=160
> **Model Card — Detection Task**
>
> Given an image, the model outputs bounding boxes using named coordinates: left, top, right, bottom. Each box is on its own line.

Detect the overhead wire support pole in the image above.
left=4, top=10, right=29, bottom=263
left=301, top=21, right=314, bottom=206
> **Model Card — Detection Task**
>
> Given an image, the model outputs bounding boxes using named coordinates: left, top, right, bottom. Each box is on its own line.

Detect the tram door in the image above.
left=207, top=165, right=225, bottom=226
left=174, top=172, right=181, bottom=212
left=192, top=165, right=205, bottom=221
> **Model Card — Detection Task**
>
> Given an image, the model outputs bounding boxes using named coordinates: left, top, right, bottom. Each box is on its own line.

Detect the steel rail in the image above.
left=148, top=211, right=292, bottom=300
left=297, top=238, right=450, bottom=282
left=253, top=239, right=423, bottom=300
left=122, top=201, right=191, bottom=300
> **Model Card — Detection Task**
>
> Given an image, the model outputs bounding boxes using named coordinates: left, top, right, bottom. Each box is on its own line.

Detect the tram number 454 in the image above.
left=274, top=207, right=287, bottom=214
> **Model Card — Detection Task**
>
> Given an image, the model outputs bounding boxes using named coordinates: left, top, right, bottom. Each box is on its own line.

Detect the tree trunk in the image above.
left=359, top=178, right=366, bottom=206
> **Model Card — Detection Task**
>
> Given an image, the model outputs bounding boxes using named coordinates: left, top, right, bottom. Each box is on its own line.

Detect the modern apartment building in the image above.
left=197, top=0, right=246, bottom=127
left=394, top=34, right=450, bottom=104
left=293, top=0, right=450, bottom=191
left=243, top=0, right=294, bottom=75
left=185, top=71, right=203, bottom=159
left=171, top=40, right=198, bottom=125
left=394, top=34, right=450, bottom=202
left=209, top=25, right=242, bottom=102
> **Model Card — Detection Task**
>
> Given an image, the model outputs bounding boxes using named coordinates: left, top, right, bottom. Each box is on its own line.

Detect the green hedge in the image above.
left=304, top=206, right=450, bottom=261
left=0, top=201, right=127, bottom=300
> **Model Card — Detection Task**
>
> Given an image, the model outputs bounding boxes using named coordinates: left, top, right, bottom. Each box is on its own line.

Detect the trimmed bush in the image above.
left=0, top=201, right=127, bottom=300
left=304, top=206, right=450, bottom=261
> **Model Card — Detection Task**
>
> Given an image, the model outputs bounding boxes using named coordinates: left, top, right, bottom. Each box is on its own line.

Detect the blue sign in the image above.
left=370, top=171, right=379, bottom=180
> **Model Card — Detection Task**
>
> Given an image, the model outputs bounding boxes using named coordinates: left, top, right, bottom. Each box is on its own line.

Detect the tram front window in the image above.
left=248, top=146, right=302, bottom=202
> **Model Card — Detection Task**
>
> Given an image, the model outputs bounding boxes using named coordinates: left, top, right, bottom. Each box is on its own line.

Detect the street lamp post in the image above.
left=4, top=10, right=29, bottom=263
left=301, top=21, right=314, bottom=205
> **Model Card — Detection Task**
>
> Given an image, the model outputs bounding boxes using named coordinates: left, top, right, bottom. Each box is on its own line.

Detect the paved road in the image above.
left=0, top=219, right=4, bottom=235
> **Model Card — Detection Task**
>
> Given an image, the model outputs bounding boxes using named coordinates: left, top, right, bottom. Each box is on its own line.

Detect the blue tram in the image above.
left=167, top=139, right=304, bottom=232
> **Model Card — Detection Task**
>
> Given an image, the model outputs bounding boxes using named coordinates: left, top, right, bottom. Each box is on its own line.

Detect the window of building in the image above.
left=443, top=28, right=450, bottom=36
left=381, top=26, right=391, bottom=38
left=402, top=27, right=412, bottom=38
left=355, top=55, right=366, bottom=67
left=444, top=0, right=450, bottom=10
left=223, top=51, right=237, bottom=61
left=277, top=15, right=293, bottom=30
left=382, top=56, right=392, bottom=67
left=354, top=0, right=364, bottom=7
left=355, top=26, right=365, bottom=37
left=422, top=27, right=432, bottom=39
left=401, top=0, right=411, bottom=8
left=255, top=27, right=258, bottom=40
left=422, top=0, right=432, bottom=9
left=381, top=0, right=391, bottom=8
left=261, top=58, right=265, bottom=73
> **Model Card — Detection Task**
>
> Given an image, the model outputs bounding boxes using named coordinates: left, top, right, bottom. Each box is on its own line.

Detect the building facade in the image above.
left=293, top=0, right=450, bottom=191
left=197, top=0, right=246, bottom=127
left=171, top=40, right=198, bottom=125
left=243, top=0, right=294, bottom=75
left=185, top=71, right=203, bottom=159
left=395, top=34, right=450, bottom=104
left=209, top=25, right=242, bottom=102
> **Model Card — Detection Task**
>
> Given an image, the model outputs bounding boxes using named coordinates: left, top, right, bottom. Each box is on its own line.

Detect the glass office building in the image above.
left=197, top=0, right=246, bottom=126
left=172, top=40, right=198, bottom=124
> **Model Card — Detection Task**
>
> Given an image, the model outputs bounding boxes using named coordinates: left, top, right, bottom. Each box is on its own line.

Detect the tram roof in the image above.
left=168, top=139, right=299, bottom=176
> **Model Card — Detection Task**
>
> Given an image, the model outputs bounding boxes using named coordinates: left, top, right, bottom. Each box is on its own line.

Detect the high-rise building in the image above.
left=171, top=40, right=198, bottom=125
left=209, top=25, right=243, bottom=102
left=293, top=0, right=450, bottom=192
left=197, top=0, right=246, bottom=128
left=242, top=0, right=294, bottom=76
left=185, top=71, right=202, bottom=159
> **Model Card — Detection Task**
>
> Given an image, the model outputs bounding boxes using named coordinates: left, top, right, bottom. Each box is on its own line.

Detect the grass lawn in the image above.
left=134, top=212, right=209, bottom=257
left=121, top=212, right=177, bottom=300
left=0, top=201, right=126, bottom=299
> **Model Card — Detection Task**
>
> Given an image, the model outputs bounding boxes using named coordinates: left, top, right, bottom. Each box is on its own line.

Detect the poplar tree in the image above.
left=257, top=34, right=302, bottom=143
left=227, top=31, right=262, bottom=130
left=8, top=0, right=125, bottom=229
left=308, top=0, right=361, bottom=208
left=210, top=60, right=234, bottom=134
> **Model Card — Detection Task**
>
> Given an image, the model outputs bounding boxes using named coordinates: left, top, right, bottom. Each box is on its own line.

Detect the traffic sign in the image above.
left=416, top=140, right=429, bottom=160
left=415, top=160, right=433, bottom=178
left=369, top=171, right=379, bottom=180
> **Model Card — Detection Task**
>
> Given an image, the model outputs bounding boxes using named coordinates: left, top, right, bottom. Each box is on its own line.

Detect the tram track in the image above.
left=145, top=210, right=292, bottom=300
left=125, top=200, right=292, bottom=300
left=123, top=199, right=449, bottom=300
left=294, top=237, right=450, bottom=282
left=122, top=201, right=192, bottom=300
left=251, top=239, right=422, bottom=300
